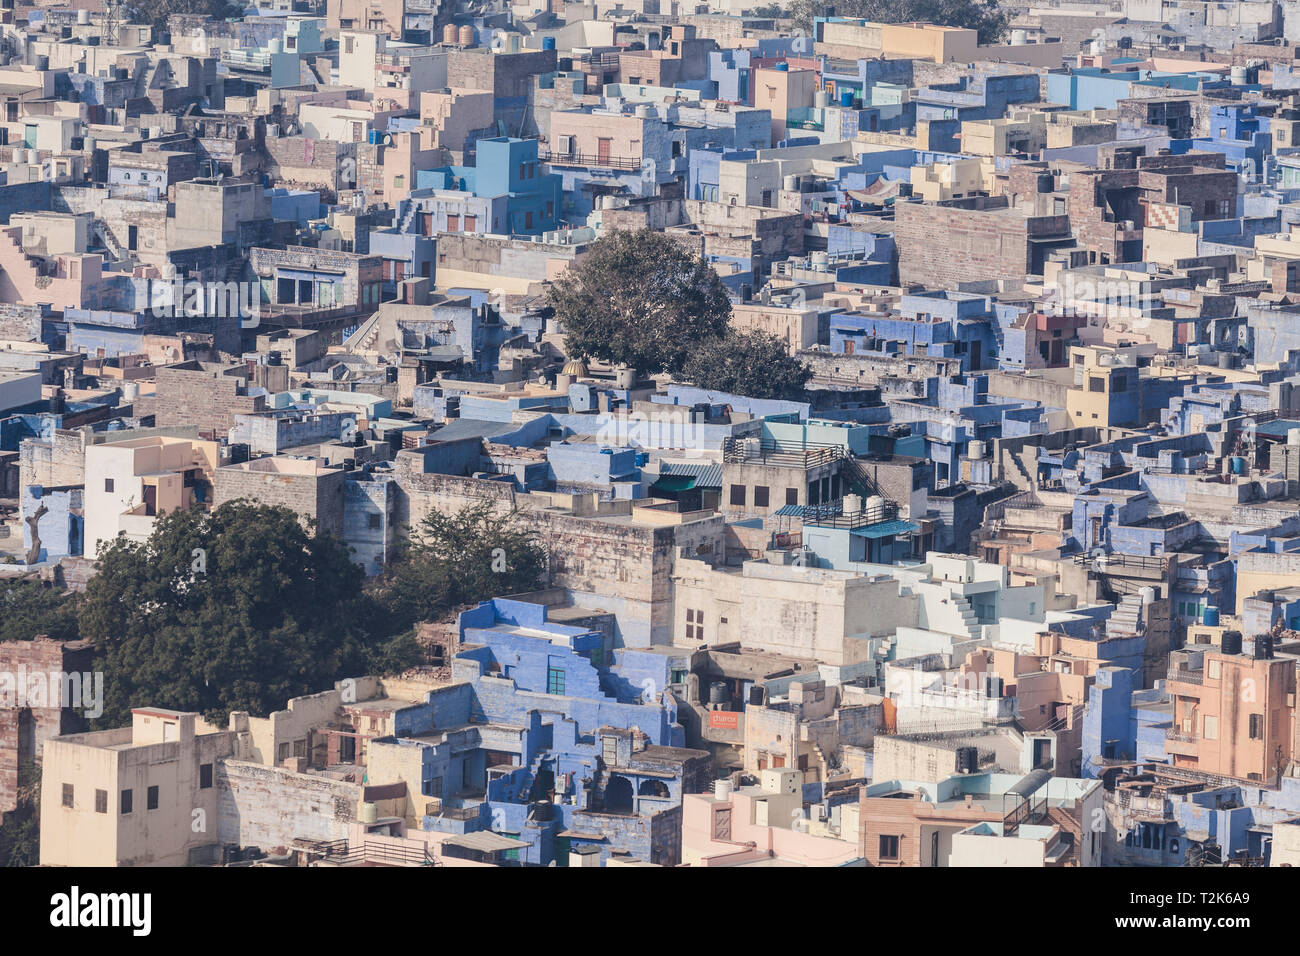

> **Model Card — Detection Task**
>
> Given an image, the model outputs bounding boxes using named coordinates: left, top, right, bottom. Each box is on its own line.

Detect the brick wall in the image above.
left=894, top=201, right=1034, bottom=287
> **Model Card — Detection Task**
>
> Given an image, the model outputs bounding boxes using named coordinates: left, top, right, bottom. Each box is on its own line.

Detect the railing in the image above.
left=1165, top=729, right=1199, bottom=743
left=306, top=838, right=438, bottom=866
left=1072, top=551, right=1167, bottom=573
left=538, top=148, right=642, bottom=171
left=1166, top=667, right=1204, bottom=685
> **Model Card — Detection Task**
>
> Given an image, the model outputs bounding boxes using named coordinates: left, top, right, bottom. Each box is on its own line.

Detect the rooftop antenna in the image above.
left=102, top=0, right=121, bottom=46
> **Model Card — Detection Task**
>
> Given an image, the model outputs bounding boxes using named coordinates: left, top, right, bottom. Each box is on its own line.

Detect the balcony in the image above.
left=1166, top=667, right=1204, bottom=686
left=538, top=148, right=642, bottom=171
left=1164, top=729, right=1199, bottom=756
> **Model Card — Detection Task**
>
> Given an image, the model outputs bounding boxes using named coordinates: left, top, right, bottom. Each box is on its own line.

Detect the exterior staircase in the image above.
left=1106, top=593, right=1146, bottom=638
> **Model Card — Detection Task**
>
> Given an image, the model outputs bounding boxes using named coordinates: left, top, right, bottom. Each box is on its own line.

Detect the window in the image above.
left=1089, top=376, right=1105, bottom=392
left=1249, top=714, right=1264, bottom=740
left=1112, top=375, right=1128, bottom=393
left=61, top=784, right=73, bottom=808
left=464, top=215, right=476, bottom=233
left=879, top=835, right=900, bottom=860
left=1207, top=659, right=1221, bottom=680
left=1203, top=715, right=1218, bottom=740
left=120, top=789, right=133, bottom=814
left=525, top=211, right=534, bottom=229
left=754, top=486, right=770, bottom=508
left=786, top=488, right=799, bottom=506
left=105, top=478, right=115, bottom=492
left=447, top=214, right=459, bottom=232
left=199, top=763, right=213, bottom=789
left=147, top=786, right=159, bottom=810
left=95, top=789, right=108, bottom=814
left=730, top=484, right=746, bottom=506
left=547, top=666, right=565, bottom=695
left=590, top=647, right=603, bottom=666
left=546, top=200, right=554, bottom=218
left=276, top=742, right=290, bottom=763
left=368, top=514, right=382, bottom=529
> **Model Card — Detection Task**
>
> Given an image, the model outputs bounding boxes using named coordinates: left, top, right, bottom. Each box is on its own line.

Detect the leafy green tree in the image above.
left=680, top=329, right=812, bottom=401
left=133, top=0, right=242, bottom=32
left=77, top=501, right=399, bottom=726
left=790, top=0, right=1008, bottom=44
left=372, top=502, right=547, bottom=634
left=547, top=228, right=732, bottom=376
left=0, top=580, right=80, bottom=643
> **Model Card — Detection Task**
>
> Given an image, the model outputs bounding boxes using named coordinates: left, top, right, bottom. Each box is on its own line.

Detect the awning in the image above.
left=650, top=474, right=697, bottom=493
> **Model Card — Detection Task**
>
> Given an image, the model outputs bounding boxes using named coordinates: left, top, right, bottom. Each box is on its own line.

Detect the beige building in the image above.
left=40, top=709, right=235, bottom=867
left=83, top=435, right=220, bottom=558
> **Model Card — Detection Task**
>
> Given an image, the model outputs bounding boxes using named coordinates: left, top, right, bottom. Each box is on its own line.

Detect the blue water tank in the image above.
left=1203, top=606, right=1220, bottom=626
left=542, top=36, right=556, bottom=50
left=367, top=129, right=380, bottom=145
left=839, top=89, right=854, bottom=107
left=1231, top=456, right=1246, bottom=475
left=775, top=61, right=789, bottom=71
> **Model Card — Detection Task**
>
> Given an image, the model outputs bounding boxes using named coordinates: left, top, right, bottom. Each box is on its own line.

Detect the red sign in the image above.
left=709, top=711, right=739, bottom=730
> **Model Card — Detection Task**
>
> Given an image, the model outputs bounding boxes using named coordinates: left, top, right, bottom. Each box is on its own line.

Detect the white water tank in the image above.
left=122, top=382, right=140, bottom=402
left=77, top=8, right=90, bottom=23
left=842, top=493, right=863, bottom=514
left=358, top=801, right=378, bottom=824
left=1288, top=428, right=1300, bottom=446
left=1230, top=66, right=1247, bottom=85
left=635, top=104, right=652, bottom=118
left=866, top=494, right=885, bottom=514
left=968, top=439, right=986, bottom=459
left=1011, top=29, right=1028, bottom=45
left=714, top=779, right=734, bottom=798
left=783, top=174, right=799, bottom=191
left=815, top=90, right=829, bottom=109
left=269, top=38, right=282, bottom=54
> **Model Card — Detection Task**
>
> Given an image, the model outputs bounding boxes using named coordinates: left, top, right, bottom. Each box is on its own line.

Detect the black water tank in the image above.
left=1221, top=630, right=1243, bottom=655
left=1254, top=634, right=1274, bottom=660
left=955, top=746, right=978, bottom=774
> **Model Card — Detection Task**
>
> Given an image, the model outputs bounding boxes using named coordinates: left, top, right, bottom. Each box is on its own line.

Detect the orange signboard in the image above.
left=709, top=711, right=739, bottom=730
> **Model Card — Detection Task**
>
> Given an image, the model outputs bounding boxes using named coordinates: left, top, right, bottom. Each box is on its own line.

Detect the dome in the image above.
left=561, top=357, right=588, bottom=377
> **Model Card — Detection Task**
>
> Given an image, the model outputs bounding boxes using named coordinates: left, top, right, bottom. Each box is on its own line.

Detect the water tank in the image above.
left=865, top=494, right=885, bottom=515
left=1139, top=586, right=1156, bottom=606
left=1221, top=630, right=1243, bottom=655
left=1090, top=37, right=1104, bottom=56
left=968, top=439, right=986, bottom=459
left=458, top=25, right=475, bottom=46
left=122, top=381, right=139, bottom=402
left=1231, top=456, right=1246, bottom=475
left=368, top=129, right=380, bottom=145
left=1202, top=606, right=1220, bottom=626
left=614, top=365, right=635, bottom=388
left=708, top=681, right=727, bottom=705
left=1289, top=428, right=1300, bottom=447
left=815, top=90, right=829, bottom=109
left=35, top=55, right=49, bottom=70
left=774, top=61, right=789, bottom=72
left=955, top=746, right=978, bottom=774
left=443, top=24, right=458, bottom=44
left=531, top=799, right=553, bottom=821
left=635, top=104, right=652, bottom=118
left=542, top=36, right=556, bottom=50
left=269, top=38, right=282, bottom=54
left=783, top=174, right=799, bottom=191
left=714, top=779, right=734, bottom=798
left=1254, top=633, right=1275, bottom=660
left=839, top=89, right=854, bottom=108
left=358, top=802, right=378, bottom=824
left=1231, top=66, right=1247, bottom=85
left=1011, top=29, right=1028, bottom=45
left=842, top=493, right=863, bottom=514
left=77, top=8, right=90, bottom=23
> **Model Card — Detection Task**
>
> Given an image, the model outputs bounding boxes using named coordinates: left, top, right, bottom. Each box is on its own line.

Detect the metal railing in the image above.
left=1166, top=667, right=1205, bottom=685
left=538, top=148, right=642, bottom=171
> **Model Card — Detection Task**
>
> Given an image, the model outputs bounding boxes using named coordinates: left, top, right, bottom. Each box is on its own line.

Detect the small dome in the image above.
left=561, top=357, right=588, bottom=377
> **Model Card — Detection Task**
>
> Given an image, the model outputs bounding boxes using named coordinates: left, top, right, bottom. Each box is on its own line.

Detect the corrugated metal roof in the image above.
left=850, top=520, right=920, bottom=539
left=658, top=462, right=723, bottom=487
left=442, top=831, right=530, bottom=853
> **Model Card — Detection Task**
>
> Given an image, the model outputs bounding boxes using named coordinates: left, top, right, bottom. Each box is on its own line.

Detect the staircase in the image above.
left=397, top=200, right=420, bottom=234
left=1044, top=806, right=1084, bottom=866
left=951, top=593, right=983, bottom=642
left=342, top=310, right=384, bottom=352
left=835, top=448, right=889, bottom=501
left=1107, top=593, right=1145, bottom=638
left=94, top=220, right=127, bottom=264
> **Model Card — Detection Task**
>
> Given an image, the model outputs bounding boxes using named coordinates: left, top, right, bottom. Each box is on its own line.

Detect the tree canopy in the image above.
left=789, top=0, right=1009, bottom=44
left=680, top=328, right=812, bottom=401
left=0, top=580, right=80, bottom=644
left=370, top=502, right=547, bottom=635
left=547, top=228, right=732, bottom=376
left=78, top=500, right=401, bottom=726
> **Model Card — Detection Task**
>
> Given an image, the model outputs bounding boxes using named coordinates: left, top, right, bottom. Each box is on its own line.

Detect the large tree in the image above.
left=790, top=0, right=1009, bottom=45
left=77, top=501, right=408, bottom=726
left=680, top=329, right=812, bottom=401
left=371, top=502, right=547, bottom=634
left=548, top=228, right=732, bottom=376
left=0, top=580, right=80, bottom=644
